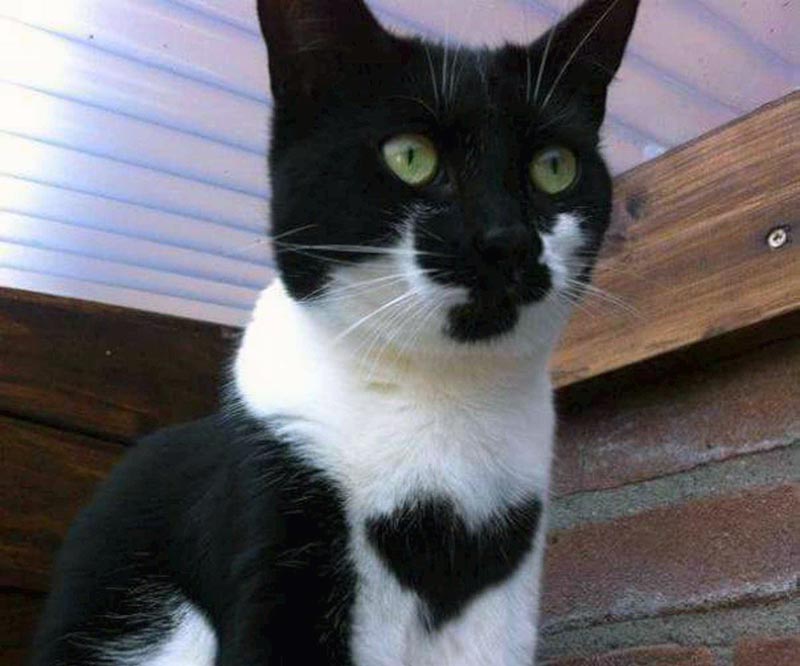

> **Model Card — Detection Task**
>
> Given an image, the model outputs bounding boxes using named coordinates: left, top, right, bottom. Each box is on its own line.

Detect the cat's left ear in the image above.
left=256, top=0, right=394, bottom=102
left=532, top=0, right=641, bottom=125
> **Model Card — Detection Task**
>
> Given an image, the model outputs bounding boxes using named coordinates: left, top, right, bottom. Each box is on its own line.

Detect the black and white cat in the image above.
left=31, top=0, right=640, bottom=664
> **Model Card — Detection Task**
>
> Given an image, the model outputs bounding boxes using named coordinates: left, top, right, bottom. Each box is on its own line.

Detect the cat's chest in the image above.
left=319, top=395, right=550, bottom=665
left=365, top=494, right=542, bottom=628
left=347, top=495, right=545, bottom=666
left=297, top=377, right=556, bottom=517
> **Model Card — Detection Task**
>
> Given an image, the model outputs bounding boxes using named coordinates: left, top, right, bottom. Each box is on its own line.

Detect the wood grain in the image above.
left=0, top=416, right=122, bottom=591
left=0, top=287, right=238, bottom=441
left=0, top=588, right=43, bottom=666
left=552, top=92, right=800, bottom=386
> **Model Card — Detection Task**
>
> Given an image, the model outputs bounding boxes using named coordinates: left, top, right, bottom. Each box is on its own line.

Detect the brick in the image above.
left=734, top=636, right=800, bottom=666
left=553, top=337, right=800, bottom=496
left=541, top=485, right=799, bottom=631
left=546, top=645, right=716, bottom=666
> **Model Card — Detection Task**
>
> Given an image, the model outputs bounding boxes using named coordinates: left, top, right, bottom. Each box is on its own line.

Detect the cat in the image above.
left=30, top=0, right=640, bottom=664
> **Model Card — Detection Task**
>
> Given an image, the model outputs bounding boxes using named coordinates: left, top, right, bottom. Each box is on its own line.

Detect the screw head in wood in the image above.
left=766, top=226, right=789, bottom=250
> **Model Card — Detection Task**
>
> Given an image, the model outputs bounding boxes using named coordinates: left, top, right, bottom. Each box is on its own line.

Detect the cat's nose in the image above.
left=474, top=225, right=532, bottom=272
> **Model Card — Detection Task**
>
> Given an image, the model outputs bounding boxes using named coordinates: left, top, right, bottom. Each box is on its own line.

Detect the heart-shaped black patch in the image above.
left=366, top=494, right=542, bottom=630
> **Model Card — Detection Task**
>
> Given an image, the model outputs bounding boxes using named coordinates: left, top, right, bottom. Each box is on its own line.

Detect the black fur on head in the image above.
left=256, top=0, right=639, bottom=347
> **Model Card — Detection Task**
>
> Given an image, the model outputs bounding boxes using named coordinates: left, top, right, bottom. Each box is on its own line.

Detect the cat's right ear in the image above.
left=256, top=0, right=392, bottom=101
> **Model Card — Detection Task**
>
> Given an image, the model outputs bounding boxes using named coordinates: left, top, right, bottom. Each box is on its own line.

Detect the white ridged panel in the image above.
left=700, top=0, right=799, bottom=67
left=0, top=176, right=271, bottom=264
left=0, top=211, right=272, bottom=288
left=172, top=0, right=257, bottom=34
left=0, top=266, right=251, bottom=326
left=2, top=0, right=270, bottom=101
left=0, top=132, right=266, bottom=232
left=0, top=240, right=259, bottom=309
left=0, top=17, right=269, bottom=152
left=0, top=83, right=269, bottom=197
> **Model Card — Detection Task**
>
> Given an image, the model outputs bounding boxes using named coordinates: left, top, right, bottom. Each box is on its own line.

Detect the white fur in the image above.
left=100, top=601, right=217, bottom=666
left=231, top=212, right=585, bottom=665
left=143, top=606, right=217, bottom=666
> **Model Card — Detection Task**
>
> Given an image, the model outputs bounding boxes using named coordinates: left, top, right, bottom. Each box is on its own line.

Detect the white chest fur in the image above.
left=235, top=282, right=556, bottom=665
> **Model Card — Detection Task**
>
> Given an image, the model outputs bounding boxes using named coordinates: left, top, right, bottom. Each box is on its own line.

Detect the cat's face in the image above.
left=257, top=0, right=639, bottom=356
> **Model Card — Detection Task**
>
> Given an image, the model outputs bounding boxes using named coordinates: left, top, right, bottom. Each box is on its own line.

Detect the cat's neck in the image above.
left=234, top=280, right=557, bottom=516
left=234, top=280, right=555, bottom=423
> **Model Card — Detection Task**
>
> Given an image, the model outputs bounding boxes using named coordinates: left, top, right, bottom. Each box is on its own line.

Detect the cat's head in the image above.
left=256, top=0, right=639, bottom=357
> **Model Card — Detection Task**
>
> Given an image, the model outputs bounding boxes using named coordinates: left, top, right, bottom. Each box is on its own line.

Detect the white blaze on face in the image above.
left=398, top=220, right=468, bottom=310
left=540, top=213, right=585, bottom=291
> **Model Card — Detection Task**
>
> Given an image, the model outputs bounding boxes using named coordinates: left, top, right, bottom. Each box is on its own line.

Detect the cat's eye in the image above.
left=382, top=134, right=439, bottom=186
left=529, top=146, right=578, bottom=195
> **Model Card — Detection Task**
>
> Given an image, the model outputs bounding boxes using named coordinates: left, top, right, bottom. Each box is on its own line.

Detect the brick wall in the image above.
left=540, top=336, right=800, bottom=665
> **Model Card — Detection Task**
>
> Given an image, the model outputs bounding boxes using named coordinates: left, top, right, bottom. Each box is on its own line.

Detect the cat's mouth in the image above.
left=425, top=257, right=552, bottom=342
left=444, top=277, right=551, bottom=343
left=446, top=298, right=521, bottom=342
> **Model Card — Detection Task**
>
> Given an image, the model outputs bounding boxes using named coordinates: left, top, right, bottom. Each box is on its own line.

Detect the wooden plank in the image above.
left=0, top=588, right=43, bottom=666
left=0, top=416, right=122, bottom=591
left=0, top=287, right=237, bottom=441
left=552, top=92, right=800, bottom=386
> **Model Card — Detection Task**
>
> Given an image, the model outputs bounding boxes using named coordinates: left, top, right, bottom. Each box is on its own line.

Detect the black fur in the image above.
left=31, top=411, right=355, bottom=665
left=367, top=496, right=542, bottom=630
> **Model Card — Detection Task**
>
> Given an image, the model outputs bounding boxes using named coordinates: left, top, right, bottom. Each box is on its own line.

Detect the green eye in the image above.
left=382, top=134, right=439, bottom=186
left=529, top=146, right=578, bottom=194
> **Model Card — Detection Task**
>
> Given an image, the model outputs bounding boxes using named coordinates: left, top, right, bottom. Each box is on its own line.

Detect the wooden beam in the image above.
left=0, top=416, right=122, bottom=591
left=0, top=288, right=237, bottom=441
left=552, top=92, right=800, bottom=386
left=0, top=589, right=42, bottom=666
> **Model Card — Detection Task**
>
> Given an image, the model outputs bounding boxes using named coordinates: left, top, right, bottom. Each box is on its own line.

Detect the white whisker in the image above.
left=541, top=0, right=623, bottom=110
left=269, top=223, right=318, bottom=242
left=423, top=44, right=441, bottom=110
left=310, top=274, right=412, bottom=304
left=533, top=23, right=557, bottom=106
left=333, top=289, right=417, bottom=344
left=274, top=242, right=451, bottom=258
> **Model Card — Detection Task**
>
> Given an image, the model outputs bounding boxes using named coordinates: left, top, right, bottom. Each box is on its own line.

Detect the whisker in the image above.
left=414, top=224, right=447, bottom=244
left=579, top=285, right=641, bottom=318
left=361, top=291, right=424, bottom=378
left=221, top=237, right=269, bottom=259
left=222, top=224, right=320, bottom=259
left=441, top=7, right=450, bottom=109
left=533, top=23, right=558, bottom=106
left=423, top=44, right=441, bottom=111
left=274, top=241, right=452, bottom=259
left=387, top=94, right=438, bottom=122
left=333, top=289, right=418, bottom=344
left=556, top=290, right=602, bottom=320
left=562, top=280, right=642, bottom=319
left=541, top=0, right=624, bottom=110
left=403, top=288, right=451, bottom=356
left=447, top=1, right=477, bottom=110
left=307, top=274, right=411, bottom=304
left=273, top=246, right=366, bottom=267
left=269, top=224, right=318, bottom=242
